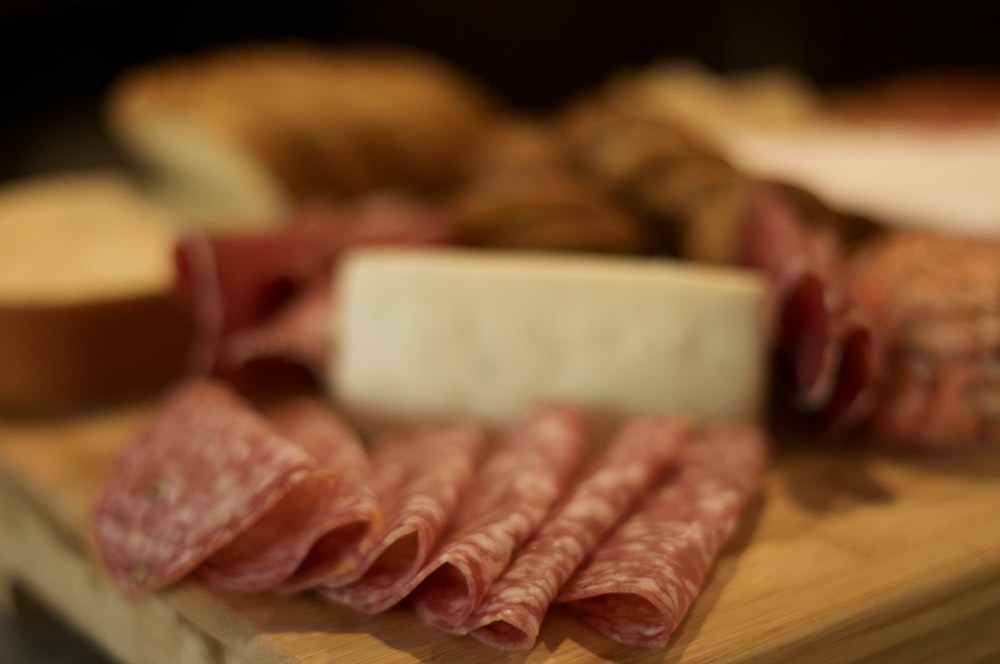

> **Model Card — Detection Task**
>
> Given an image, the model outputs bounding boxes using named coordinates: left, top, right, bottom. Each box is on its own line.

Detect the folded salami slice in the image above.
left=91, top=379, right=316, bottom=594
left=555, top=423, right=768, bottom=648
left=463, top=415, right=694, bottom=651
left=313, top=419, right=487, bottom=607
left=196, top=397, right=378, bottom=591
left=351, top=402, right=590, bottom=627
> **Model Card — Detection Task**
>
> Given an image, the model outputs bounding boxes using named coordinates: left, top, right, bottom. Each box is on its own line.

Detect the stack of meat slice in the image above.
left=92, top=378, right=768, bottom=650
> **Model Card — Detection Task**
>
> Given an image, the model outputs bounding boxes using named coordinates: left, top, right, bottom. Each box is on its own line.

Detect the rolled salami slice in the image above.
left=556, top=423, right=769, bottom=648
left=196, top=397, right=378, bottom=591
left=314, top=419, right=487, bottom=608
left=374, top=402, right=591, bottom=626
left=91, top=379, right=316, bottom=594
left=464, top=415, right=694, bottom=651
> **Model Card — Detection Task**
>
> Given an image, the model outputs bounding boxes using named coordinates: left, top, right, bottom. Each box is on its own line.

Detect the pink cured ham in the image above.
left=464, top=415, right=694, bottom=651
left=346, top=402, right=591, bottom=624
left=91, top=380, right=316, bottom=594
left=556, top=423, right=769, bottom=648
left=174, top=196, right=455, bottom=375
left=310, top=419, right=487, bottom=607
left=196, top=397, right=378, bottom=591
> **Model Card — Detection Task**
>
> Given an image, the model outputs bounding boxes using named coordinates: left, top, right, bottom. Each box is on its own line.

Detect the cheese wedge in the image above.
left=332, top=249, right=769, bottom=432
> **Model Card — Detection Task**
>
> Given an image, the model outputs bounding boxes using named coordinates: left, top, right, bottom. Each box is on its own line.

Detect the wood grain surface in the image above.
left=2, top=404, right=1000, bottom=663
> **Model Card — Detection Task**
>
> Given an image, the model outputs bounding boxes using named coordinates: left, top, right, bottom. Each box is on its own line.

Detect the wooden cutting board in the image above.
left=1, top=403, right=999, bottom=663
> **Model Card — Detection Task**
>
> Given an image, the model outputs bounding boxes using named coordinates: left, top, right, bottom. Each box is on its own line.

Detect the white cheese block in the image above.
left=331, top=249, right=769, bottom=431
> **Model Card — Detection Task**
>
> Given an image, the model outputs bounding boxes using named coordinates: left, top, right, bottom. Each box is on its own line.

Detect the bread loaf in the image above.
left=0, top=173, right=192, bottom=413
left=108, top=43, right=500, bottom=227
left=331, top=248, right=769, bottom=432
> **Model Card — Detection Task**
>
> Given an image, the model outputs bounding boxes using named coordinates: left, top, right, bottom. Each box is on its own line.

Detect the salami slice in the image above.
left=555, top=423, right=769, bottom=648
left=196, top=397, right=378, bottom=591
left=91, top=379, right=316, bottom=594
left=311, top=419, right=487, bottom=608
left=380, top=402, right=591, bottom=628
left=463, top=415, right=694, bottom=651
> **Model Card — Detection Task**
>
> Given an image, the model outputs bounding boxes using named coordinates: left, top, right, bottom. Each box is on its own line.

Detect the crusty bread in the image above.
left=0, top=172, right=192, bottom=413
left=332, top=248, right=769, bottom=434
left=108, top=43, right=500, bottom=228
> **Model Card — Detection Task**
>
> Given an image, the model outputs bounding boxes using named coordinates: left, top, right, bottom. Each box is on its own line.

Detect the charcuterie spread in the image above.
left=3, top=40, right=999, bottom=661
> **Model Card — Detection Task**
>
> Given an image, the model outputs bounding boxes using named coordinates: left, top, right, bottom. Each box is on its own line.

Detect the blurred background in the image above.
left=2, top=0, right=1000, bottom=181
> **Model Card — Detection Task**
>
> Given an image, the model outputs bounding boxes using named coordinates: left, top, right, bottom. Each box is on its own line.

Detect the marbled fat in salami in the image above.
left=556, top=423, right=769, bottom=648
left=313, top=419, right=487, bottom=609
left=464, top=415, right=694, bottom=651
left=196, top=397, right=378, bottom=591
left=393, top=403, right=592, bottom=629
left=91, top=379, right=316, bottom=594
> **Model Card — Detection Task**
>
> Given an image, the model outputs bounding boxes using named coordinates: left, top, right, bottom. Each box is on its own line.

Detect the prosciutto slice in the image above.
left=91, top=379, right=315, bottom=594
left=196, top=397, right=378, bottom=591
left=556, top=423, right=769, bottom=648
left=463, top=415, right=694, bottom=651
left=312, top=419, right=487, bottom=607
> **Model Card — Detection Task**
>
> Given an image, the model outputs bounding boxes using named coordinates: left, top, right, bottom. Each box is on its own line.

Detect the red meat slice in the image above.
left=360, top=402, right=591, bottom=626
left=173, top=196, right=455, bottom=375
left=196, top=397, right=378, bottom=591
left=741, top=187, right=877, bottom=430
left=463, top=415, right=694, bottom=651
left=309, top=419, right=487, bottom=606
left=91, top=379, right=316, bottom=594
left=222, top=273, right=335, bottom=379
left=556, top=423, right=769, bottom=648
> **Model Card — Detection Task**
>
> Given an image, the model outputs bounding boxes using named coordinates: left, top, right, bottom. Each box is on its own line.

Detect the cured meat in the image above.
left=91, top=379, right=316, bottom=594
left=197, top=397, right=378, bottom=591
left=463, top=415, right=694, bottom=651
left=310, top=419, right=487, bottom=605
left=222, top=272, right=334, bottom=377
left=848, top=231, right=1000, bottom=446
left=740, top=186, right=881, bottom=430
left=397, top=403, right=590, bottom=628
left=556, top=423, right=769, bottom=648
left=173, top=196, right=455, bottom=375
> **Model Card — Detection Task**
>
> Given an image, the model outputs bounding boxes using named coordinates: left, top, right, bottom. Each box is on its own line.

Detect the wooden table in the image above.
left=2, top=403, right=1000, bottom=663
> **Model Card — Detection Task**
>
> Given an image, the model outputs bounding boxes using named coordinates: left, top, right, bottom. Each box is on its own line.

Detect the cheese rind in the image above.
left=332, top=249, right=769, bottom=430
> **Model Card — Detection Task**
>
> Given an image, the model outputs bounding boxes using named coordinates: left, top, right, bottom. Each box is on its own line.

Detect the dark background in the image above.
left=1, top=0, right=999, bottom=179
